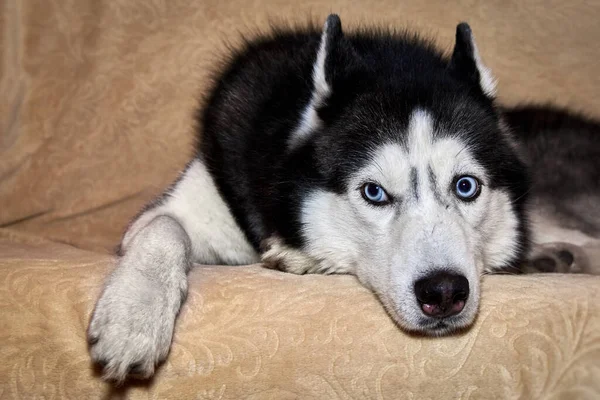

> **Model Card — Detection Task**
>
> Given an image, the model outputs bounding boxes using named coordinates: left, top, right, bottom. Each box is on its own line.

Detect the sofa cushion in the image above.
left=1, top=237, right=600, bottom=399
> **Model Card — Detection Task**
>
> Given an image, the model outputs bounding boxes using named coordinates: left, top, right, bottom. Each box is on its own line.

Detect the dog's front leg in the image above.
left=87, top=215, right=191, bottom=382
left=87, top=159, right=259, bottom=383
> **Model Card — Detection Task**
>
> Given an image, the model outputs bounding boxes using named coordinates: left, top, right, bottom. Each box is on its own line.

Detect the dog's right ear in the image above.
left=288, top=14, right=347, bottom=150
left=311, top=14, right=343, bottom=108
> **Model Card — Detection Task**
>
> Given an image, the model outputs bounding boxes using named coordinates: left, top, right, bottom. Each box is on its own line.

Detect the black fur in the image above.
left=196, top=16, right=531, bottom=268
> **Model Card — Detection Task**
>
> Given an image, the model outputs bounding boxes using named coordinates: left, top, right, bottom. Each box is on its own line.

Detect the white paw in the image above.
left=87, top=267, right=181, bottom=383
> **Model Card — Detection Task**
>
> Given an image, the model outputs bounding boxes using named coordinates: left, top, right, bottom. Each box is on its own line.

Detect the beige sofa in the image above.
left=1, top=0, right=600, bottom=398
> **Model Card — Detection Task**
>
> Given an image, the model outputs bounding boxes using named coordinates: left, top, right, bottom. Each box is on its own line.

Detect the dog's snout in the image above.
left=414, top=272, right=469, bottom=318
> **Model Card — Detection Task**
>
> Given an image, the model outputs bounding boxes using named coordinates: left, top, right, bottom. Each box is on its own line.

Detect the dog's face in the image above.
left=302, top=102, right=528, bottom=334
left=295, top=17, right=529, bottom=334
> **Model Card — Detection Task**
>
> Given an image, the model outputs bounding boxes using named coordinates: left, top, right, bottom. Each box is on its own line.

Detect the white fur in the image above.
left=470, top=36, right=496, bottom=97
left=89, top=159, right=258, bottom=382
left=287, top=19, right=332, bottom=151
left=311, top=19, right=332, bottom=103
left=480, top=191, right=521, bottom=270
left=88, top=215, right=191, bottom=381
left=299, top=110, right=519, bottom=332
left=261, top=236, right=347, bottom=274
left=530, top=211, right=596, bottom=247
left=123, top=160, right=259, bottom=265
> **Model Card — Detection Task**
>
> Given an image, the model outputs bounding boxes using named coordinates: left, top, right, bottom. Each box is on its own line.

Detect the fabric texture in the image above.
left=1, top=0, right=600, bottom=398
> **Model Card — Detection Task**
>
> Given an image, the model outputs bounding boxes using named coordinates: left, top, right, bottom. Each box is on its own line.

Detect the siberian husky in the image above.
left=87, top=15, right=600, bottom=382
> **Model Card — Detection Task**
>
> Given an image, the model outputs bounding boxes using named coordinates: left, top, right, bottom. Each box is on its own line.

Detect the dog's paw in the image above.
left=260, top=236, right=351, bottom=275
left=526, top=242, right=590, bottom=274
left=87, top=270, right=178, bottom=383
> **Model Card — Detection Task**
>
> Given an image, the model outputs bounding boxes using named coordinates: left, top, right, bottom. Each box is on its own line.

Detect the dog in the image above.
left=87, top=14, right=600, bottom=382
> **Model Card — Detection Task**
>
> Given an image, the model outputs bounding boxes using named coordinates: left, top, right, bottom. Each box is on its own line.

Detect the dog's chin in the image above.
left=393, top=314, right=476, bottom=337
left=416, top=318, right=473, bottom=336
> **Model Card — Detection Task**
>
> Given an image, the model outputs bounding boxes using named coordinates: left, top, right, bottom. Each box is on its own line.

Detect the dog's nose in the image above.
left=414, top=272, right=469, bottom=318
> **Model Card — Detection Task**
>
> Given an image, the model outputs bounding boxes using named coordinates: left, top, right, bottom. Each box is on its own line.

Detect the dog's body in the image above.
left=87, top=15, right=600, bottom=382
left=503, top=105, right=600, bottom=274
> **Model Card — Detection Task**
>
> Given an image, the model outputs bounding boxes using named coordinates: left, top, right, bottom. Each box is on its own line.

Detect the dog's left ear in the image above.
left=449, top=23, right=496, bottom=97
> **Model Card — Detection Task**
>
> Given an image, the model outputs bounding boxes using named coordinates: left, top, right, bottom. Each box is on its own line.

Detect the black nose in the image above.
left=414, top=272, right=469, bottom=318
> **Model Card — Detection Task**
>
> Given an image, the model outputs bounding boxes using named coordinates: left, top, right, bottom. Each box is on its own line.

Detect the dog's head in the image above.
left=295, top=15, right=530, bottom=334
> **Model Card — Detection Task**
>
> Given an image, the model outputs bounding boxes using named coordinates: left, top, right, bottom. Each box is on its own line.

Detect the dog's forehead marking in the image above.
left=407, top=109, right=485, bottom=182
left=406, top=110, right=436, bottom=201
left=362, top=109, right=484, bottom=201
left=407, top=109, right=435, bottom=168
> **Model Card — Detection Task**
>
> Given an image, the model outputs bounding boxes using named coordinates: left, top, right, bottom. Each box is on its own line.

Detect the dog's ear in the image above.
left=311, top=14, right=344, bottom=108
left=289, top=14, right=352, bottom=150
left=449, top=23, right=496, bottom=97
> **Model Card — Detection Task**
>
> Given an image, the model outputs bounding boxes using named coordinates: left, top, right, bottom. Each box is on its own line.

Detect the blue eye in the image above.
left=455, top=176, right=480, bottom=200
left=361, top=182, right=390, bottom=205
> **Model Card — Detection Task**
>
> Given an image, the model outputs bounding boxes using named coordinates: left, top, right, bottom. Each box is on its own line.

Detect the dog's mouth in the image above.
left=415, top=319, right=459, bottom=335
left=382, top=300, right=477, bottom=337
left=399, top=317, right=470, bottom=337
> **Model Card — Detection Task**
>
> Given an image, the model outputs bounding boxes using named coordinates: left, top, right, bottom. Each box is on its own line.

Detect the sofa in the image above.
left=1, top=0, right=600, bottom=398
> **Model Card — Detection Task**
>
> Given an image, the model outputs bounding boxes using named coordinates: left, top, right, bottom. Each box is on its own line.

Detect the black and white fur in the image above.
left=87, top=15, right=600, bottom=382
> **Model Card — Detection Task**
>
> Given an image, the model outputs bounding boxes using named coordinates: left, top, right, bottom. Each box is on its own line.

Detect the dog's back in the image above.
left=503, top=105, right=600, bottom=273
